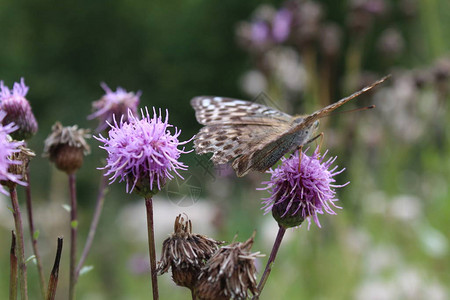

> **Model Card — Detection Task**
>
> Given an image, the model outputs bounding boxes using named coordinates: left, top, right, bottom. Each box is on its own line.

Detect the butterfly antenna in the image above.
left=324, top=105, right=376, bottom=118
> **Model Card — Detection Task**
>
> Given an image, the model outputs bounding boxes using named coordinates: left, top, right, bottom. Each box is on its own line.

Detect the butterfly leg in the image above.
left=316, top=132, right=324, bottom=153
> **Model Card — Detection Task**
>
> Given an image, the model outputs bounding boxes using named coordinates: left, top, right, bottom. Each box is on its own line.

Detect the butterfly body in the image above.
left=191, top=75, right=389, bottom=177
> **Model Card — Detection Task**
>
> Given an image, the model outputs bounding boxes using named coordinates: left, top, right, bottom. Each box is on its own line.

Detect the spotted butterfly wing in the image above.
left=191, top=97, right=294, bottom=169
left=191, top=75, right=390, bottom=177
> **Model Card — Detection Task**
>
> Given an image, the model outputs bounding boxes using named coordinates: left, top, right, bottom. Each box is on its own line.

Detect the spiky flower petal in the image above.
left=96, top=107, right=190, bottom=196
left=260, top=148, right=348, bottom=228
left=0, top=78, right=38, bottom=140
left=88, top=83, right=140, bottom=132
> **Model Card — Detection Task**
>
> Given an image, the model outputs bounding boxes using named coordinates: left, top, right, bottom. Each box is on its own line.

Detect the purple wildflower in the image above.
left=251, top=20, right=272, bottom=45
left=88, top=83, right=141, bottom=132
left=95, top=107, right=191, bottom=196
left=0, top=78, right=38, bottom=140
left=260, top=148, right=348, bottom=229
left=272, top=8, right=292, bottom=42
left=0, top=111, right=26, bottom=195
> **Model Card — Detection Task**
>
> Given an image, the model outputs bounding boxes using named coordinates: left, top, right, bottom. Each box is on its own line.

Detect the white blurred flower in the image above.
left=265, top=47, right=307, bottom=93
left=240, top=70, right=268, bottom=97
left=344, top=227, right=371, bottom=254
left=389, top=194, right=422, bottom=222
left=117, top=198, right=218, bottom=245
left=364, top=244, right=402, bottom=275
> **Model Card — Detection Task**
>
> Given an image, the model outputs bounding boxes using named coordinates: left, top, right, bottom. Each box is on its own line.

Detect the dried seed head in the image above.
left=195, top=235, right=262, bottom=300
left=7, top=141, right=35, bottom=186
left=1, top=136, right=34, bottom=190
left=157, top=214, right=223, bottom=291
left=43, top=122, right=90, bottom=174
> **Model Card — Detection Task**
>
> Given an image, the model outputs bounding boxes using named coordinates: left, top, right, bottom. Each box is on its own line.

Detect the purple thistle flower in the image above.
left=260, top=148, right=348, bottom=229
left=95, top=107, right=191, bottom=196
left=272, top=8, right=292, bottom=43
left=0, top=78, right=38, bottom=140
left=0, top=111, right=26, bottom=195
left=88, top=83, right=141, bottom=132
left=251, top=20, right=272, bottom=45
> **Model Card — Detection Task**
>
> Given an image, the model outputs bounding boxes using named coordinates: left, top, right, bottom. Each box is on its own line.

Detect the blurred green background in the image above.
left=0, top=0, right=449, bottom=299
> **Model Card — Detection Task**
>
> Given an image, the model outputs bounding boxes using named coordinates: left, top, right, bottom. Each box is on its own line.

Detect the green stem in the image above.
left=68, top=174, right=78, bottom=300
left=145, top=197, right=159, bottom=300
left=253, top=225, right=286, bottom=300
left=9, top=187, right=28, bottom=300
left=24, top=167, right=46, bottom=299
left=10, top=231, right=18, bottom=300
left=76, top=175, right=108, bottom=277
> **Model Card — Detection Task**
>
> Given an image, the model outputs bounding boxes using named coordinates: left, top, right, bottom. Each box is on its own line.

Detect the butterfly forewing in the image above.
left=190, top=96, right=292, bottom=125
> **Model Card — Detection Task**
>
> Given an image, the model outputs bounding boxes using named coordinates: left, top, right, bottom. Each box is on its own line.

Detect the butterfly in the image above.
left=191, top=75, right=390, bottom=177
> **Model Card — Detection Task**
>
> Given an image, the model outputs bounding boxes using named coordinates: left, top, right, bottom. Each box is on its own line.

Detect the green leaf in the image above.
left=62, top=204, right=71, bottom=212
left=80, top=265, right=94, bottom=276
left=71, top=220, right=78, bottom=229
left=33, top=230, right=40, bottom=240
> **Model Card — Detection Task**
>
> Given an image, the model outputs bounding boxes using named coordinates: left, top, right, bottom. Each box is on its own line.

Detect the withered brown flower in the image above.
left=157, top=214, right=222, bottom=291
left=43, top=122, right=90, bottom=174
left=195, top=235, right=263, bottom=300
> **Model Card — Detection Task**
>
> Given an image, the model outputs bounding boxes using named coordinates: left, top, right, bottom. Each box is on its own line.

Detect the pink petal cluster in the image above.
left=260, top=148, right=348, bottom=228
left=88, top=83, right=140, bottom=132
left=96, top=107, right=190, bottom=193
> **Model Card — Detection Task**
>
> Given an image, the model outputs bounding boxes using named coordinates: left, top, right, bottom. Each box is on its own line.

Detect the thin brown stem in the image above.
left=47, top=237, right=63, bottom=300
left=68, top=173, right=78, bottom=300
left=145, top=197, right=159, bottom=300
left=24, top=167, right=46, bottom=299
left=252, top=226, right=286, bottom=300
left=10, top=231, right=18, bottom=300
left=9, top=187, right=28, bottom=300
left=76, top=175, right=108, bottom=277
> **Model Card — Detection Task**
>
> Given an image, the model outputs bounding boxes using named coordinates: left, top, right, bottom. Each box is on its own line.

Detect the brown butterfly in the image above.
left=191, top=75, right=390, bottom=177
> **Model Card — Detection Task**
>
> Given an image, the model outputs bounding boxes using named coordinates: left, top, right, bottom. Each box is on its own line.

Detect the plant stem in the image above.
left=252, top=225, right=286, bottom=300
left=9, top=187, right=28, bottom=300
left=145, top=197, right=159, bottom=300
left=191, top=289, right=196, bottom=300
left=47, top=237, right=63, bottom=300
left=10, top=231, right=18, bottom=300
left=68, top=173, right=78, bottom=300
left=76, top=175, right=108, bottom=277
left=24, top=168, right=46, bottom=300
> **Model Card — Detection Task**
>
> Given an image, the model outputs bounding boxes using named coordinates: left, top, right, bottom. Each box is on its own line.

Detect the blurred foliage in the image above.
left=0, top=0, right=449, bottom=299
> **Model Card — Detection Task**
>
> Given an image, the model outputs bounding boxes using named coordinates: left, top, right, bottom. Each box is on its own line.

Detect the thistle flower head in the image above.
left=0, top=78, right=38, bottom=140
left=157, top=214, right=223, bottom=290
left=260, top=148, right=348, bottom=229
left=96, top=107, right=191, bottom=197
left=195, top=235, right=262, bottom=300
left=88, top=83, right=141, bottom=132
left=43, top=122, right=91, bottom=174
left=0, top=112, right=27, bottom=194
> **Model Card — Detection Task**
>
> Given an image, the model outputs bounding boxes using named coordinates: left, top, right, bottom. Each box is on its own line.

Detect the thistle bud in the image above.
left=0, top=78, right=38, bottom=140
